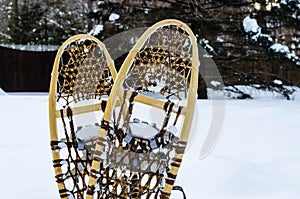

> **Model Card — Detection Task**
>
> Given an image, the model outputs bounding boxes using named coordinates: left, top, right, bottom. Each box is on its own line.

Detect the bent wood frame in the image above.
left=49, top=34, right=116, bottom=199
left=87, top=19, right=199, bottom=199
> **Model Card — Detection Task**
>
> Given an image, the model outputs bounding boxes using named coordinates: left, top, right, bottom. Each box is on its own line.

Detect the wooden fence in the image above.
left=0, top=44, right=299, bottom=93
left=0, top=45, right=57, bottom=92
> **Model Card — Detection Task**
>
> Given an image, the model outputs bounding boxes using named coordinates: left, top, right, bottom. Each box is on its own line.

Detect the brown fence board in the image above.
left=0, top=45, right=57, bottom=92
left=0, top=45, right=299, bottom=92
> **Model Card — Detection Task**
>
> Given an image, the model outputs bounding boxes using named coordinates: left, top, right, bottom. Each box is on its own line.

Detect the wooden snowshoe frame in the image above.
left=49, top=34, right=116, bottom=199
left=86, top=19, right=199, bottom=199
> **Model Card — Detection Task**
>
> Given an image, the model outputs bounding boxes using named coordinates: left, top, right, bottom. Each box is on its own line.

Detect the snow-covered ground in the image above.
left=0, top=92, right=299, bottom=199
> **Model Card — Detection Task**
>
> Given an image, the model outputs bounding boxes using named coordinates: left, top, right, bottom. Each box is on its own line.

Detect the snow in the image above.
left=209, top=85, right=300, bottom=100
left=76, top=125, right=100, bottom=141
left=98, top=0, right=105, bottom=6
left=286, top=51, right=297, bottom=59
left=240, top=14, right=299, bottom=62
left=199, top=38, right=215, bottom=55
left=0, top=31, right=11, bottom=39
left=284, top=0, right=300, bottom=9
left=89, top=24, right=103, bottom=36
left=259, top=33, right=273, bottom=43
left=217, top=36, right=224, bottom=42
left=0, top=44, right=59, bottom=51
left=210, top=80, right=221, bottom=87
left=243, top=16, right=261, bottom=34
left=129, top=122, right=159, bottom=138
left=242, top=16, right=270, bottom=42
left=48, top=19, right=64, bottom=29
left=109, top=13, right=120, bottom=21
left=270, top=43, right=289, bottom=53
left=0, top=95, right=58, bottom=199
left=0, top=87, right=6, bottom=95
left=144, top=8, right=150, bottom=14
left=0, top=92, right=300, bottom=199
left=270, top=43, right=300, bottom=64
left=273, top=79, right=283, bottom=85
left=94, top=24, right=103, bottom=35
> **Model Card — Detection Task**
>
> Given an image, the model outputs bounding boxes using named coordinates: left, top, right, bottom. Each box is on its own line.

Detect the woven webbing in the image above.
left=85, top=22, right=195, bottom=199
left=51, top=36, right=115, bottom=199
left=123, top=25, right=192, bottom=101
left=57, top=39, right=113, bottom=105
left=86, top=90, right=186, bottom=198
left=51, top=108, right=91, bottom=198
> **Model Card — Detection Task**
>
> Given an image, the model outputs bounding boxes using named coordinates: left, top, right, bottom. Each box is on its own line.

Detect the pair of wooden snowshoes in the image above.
left=49, top=19, right=199, bottom=199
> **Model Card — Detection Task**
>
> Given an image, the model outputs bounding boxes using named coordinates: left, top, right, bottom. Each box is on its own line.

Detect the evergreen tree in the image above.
left=6, top=0, right=22, bottom=44
left=37, top=0, right=86, bottom=45
left=87, top=0, right=299, bottom=99
left=3, top=0, right=86, bottom=45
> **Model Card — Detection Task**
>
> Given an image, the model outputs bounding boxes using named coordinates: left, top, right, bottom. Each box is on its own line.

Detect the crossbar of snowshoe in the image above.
left=55, top=102, right=103, bottom=118
left=55, top=100, right=118, bottom=118
left=55, top=91, right=186, bottom=118
left=132, top=91, right=186, bottom=115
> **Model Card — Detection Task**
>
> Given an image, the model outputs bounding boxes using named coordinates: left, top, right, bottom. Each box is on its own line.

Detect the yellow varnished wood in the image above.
left=55, top=103, right=102, bottom=118
left=87, top=19, right=198, bottom=198
left=49, top=34, right=116, bottom=199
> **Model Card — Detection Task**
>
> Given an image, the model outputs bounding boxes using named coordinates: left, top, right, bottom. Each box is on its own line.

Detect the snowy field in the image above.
left=0, top=92, right=300, bottom=199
